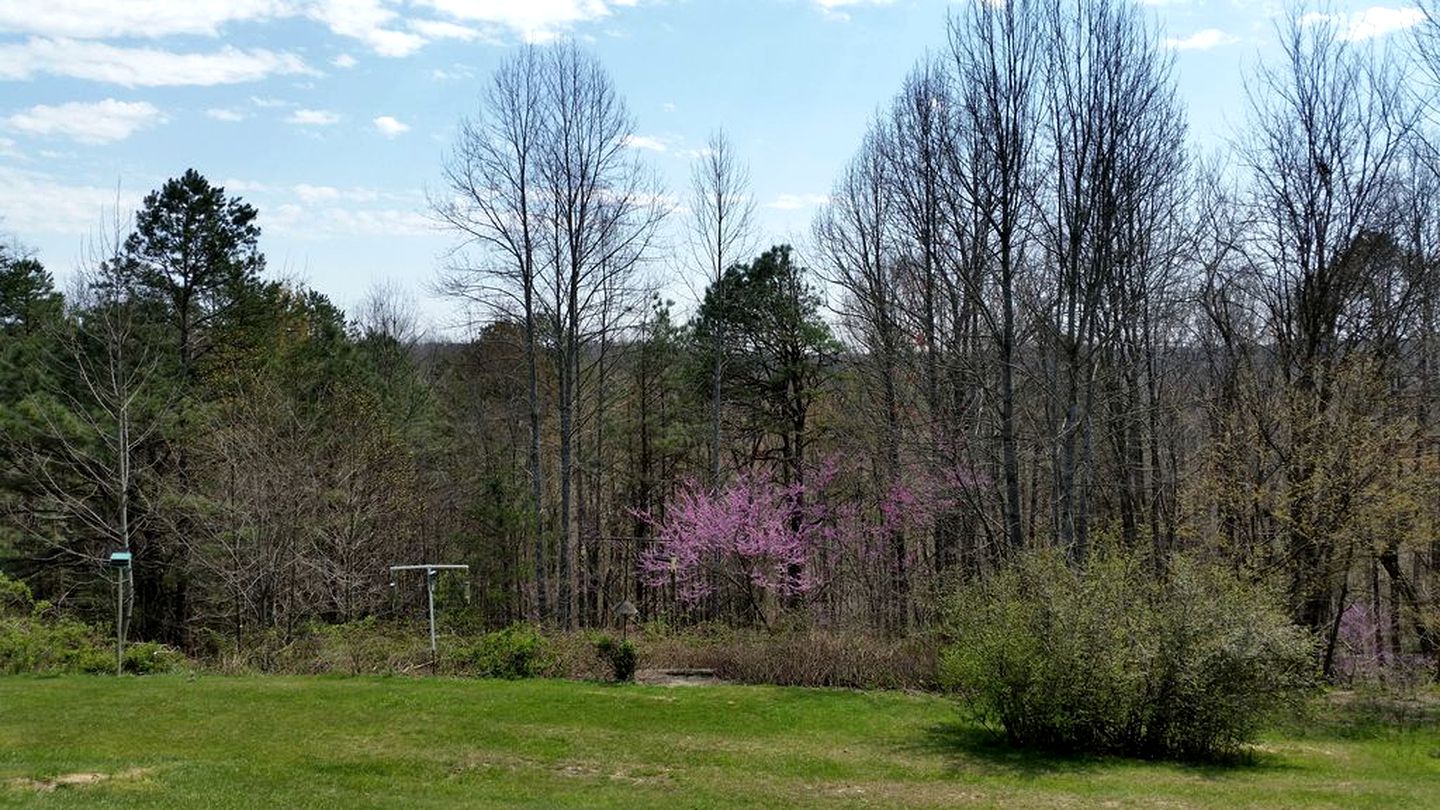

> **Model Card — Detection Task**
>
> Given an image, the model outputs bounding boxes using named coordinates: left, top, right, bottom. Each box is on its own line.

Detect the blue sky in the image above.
left=0, top=1, right=1428, bottom=334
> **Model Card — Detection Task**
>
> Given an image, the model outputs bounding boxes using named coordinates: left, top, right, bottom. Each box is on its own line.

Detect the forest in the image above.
left=2, top=0, right=1439, bottom=686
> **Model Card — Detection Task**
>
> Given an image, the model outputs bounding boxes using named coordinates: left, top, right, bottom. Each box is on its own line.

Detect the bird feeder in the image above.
left=107, top=551, right=132, bottom=676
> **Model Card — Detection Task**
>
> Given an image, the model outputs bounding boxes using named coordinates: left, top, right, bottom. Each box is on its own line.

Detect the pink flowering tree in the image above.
left=638, top=471, right=825, bottom=626
left=638, top=457, right=980, bottom=627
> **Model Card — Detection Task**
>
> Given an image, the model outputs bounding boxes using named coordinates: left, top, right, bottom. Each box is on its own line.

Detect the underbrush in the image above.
left=639, top=625, right=938, bottom=689
left=188, top=618, right=937, bottom=688
left=0, top=572, right=185, bottom=675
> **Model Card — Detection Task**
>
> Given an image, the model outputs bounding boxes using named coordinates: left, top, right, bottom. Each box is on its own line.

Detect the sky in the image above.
left=0, top=1, right=1429, bottom=336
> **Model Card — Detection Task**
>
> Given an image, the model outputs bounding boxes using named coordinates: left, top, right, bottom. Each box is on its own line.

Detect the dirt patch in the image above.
left=635, top=668, right=727, bottom=687
left=8, top=767, right=153, bottom=792
left=555, top=761, right=674, bottom=785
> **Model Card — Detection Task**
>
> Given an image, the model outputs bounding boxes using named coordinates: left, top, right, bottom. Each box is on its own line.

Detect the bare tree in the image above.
left=947, top=0, right=1043, bottom=556
left=21, top=207, right=168, bottom=647
left=689, top=129, right=756, bottom=488
left=433, top=46, right=550, bottom=620
left=536, top=42, right=667, bottom=628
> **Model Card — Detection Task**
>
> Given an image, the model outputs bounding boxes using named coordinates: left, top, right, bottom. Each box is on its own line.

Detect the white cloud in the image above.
left=0, top=0, right=651, bottom=63
left=250, top=96, right=290, bottom=108
left=0, top=166, right=139, bottom=235
left=309, top=0, right=428, bottom=57
left=206, top=108, right=248, bottom=122
left=812, top=0, right=896, bottom=22
left=1301, top=6, right=1427, bottom=42
left=622, top=134, right=668, bottom=151
left=431, top=64, right=475, bottom=81
left=293, top=184, right=342, bottom=203
left=1165, top=28, right=1240, bottom=51
left=287, top=108, right=340, bottom=126
left=408, top=18, right=481, bottom=41
left=374, top=115, right=411, bottom=138
left=420, top=0, right=634, bottom=43
left=266, top=202, right=432, bottom=238
left=765, top=193, right=829, bottom=211
left=220, top=179, right=388, bottom=205
left=0, top=0, right=284, bottom=39
left=0, top=38, right=310, bottom=87
left=5, top=99, right=164, bottom=144
left=332, top=53, right=357, bottom=68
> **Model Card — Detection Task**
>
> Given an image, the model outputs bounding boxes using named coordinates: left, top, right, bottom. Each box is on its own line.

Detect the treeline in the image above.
left=1, top=1, right=1439, bottom=678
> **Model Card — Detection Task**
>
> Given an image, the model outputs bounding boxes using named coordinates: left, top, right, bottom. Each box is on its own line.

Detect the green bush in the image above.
left=455, top=624, right=551, bottom=679
left=594, top=635, right=637, bottom=682
left=940, top=546, right=1316, bottom=760
left=0, top=571, right=184, bottom=676
left=123, top=641, right=187, bottom=674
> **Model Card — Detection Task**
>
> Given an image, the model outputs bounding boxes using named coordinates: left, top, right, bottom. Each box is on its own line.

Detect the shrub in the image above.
left=123, top=641, right=187, bottom=674
left=0, top=571, right=184, bottom=676
left=594, top=635, right=637, bottom=682
left=940, top=546, right=1316, bottom=760
left=455, top=625, right=551, bottom=679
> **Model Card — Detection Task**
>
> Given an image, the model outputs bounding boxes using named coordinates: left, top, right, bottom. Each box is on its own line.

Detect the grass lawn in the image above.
left=1, top=676, right=1437, bottom=808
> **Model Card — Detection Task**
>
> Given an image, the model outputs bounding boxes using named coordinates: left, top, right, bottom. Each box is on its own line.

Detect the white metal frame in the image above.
left=388, top=564, right=470, bottom=669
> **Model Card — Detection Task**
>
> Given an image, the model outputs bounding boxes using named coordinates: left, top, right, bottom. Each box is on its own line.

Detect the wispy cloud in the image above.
left=1301, top=6, right=1426, bottom=42
left=812, top=0, right=897, bottom=22
left=0, top=0, right=650, bottom=61
left=5, top=99, right=164, bottom=144
left=1165, top=28, right=1240, bottom=51
left=206, top=108, right=248, bottom=122
left=0, top=166, right=138, bottom=234
left=287, top=108, right=340, bottom=126
left=0, top=0, right=282, bottom=39
left=622, top=134, right=668, bottom=152
left=0, top=38, right=310, bottom=86
left=765, top=193, right=829, bottom=211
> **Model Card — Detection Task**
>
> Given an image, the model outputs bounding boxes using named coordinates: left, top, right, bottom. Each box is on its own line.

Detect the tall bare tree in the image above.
left=433, top=46, right=550, bottom=619
left=536, top=42, right=666, bottom=628
left=689, top=129, right=756, bottom=488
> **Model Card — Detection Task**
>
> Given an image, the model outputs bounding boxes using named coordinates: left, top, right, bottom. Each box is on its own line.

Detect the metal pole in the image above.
left=427, top=568, right=437, bottom=673
left=115, top=569, right=124, bottom=676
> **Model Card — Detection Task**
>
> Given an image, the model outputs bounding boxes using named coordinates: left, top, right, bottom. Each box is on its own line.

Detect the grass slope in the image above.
left=0, top=676, right=1436, bottom=808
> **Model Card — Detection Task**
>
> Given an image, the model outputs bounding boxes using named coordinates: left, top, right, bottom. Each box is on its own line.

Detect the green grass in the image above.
left=1, top=676, right=1436, bottom=808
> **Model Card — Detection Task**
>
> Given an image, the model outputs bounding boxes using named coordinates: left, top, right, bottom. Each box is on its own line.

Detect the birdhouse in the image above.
left=107, top=551, right=132, bottom=569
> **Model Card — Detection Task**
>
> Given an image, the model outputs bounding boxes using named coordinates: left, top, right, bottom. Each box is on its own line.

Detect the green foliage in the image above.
left=123, top=641, right=188, bottom=674
left=594, top=635, right=638, bottom=682
left=690, top=245, right=838, bottom=477
left=455, top=624, right=552, bottom=679
left=940, top=546, right=1317, bottom=760
left=0, top=571, right=184, bottom=675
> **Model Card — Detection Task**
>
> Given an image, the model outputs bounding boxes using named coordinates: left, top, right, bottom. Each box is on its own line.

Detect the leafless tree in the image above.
left=535, top=42, right=667, bottom=628
left=433, top=46, right=550, bottom=620
left=947, top=0, right=1043, bottom=556
left=689, top=129, right=756, bottom=488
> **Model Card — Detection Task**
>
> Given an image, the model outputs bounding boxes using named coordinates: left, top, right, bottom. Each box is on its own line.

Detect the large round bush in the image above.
left=940, top=547, right=1315, bottom=760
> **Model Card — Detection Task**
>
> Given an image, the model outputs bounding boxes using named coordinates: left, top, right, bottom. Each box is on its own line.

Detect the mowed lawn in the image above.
left=1, top=676, right=1437, bottom=808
